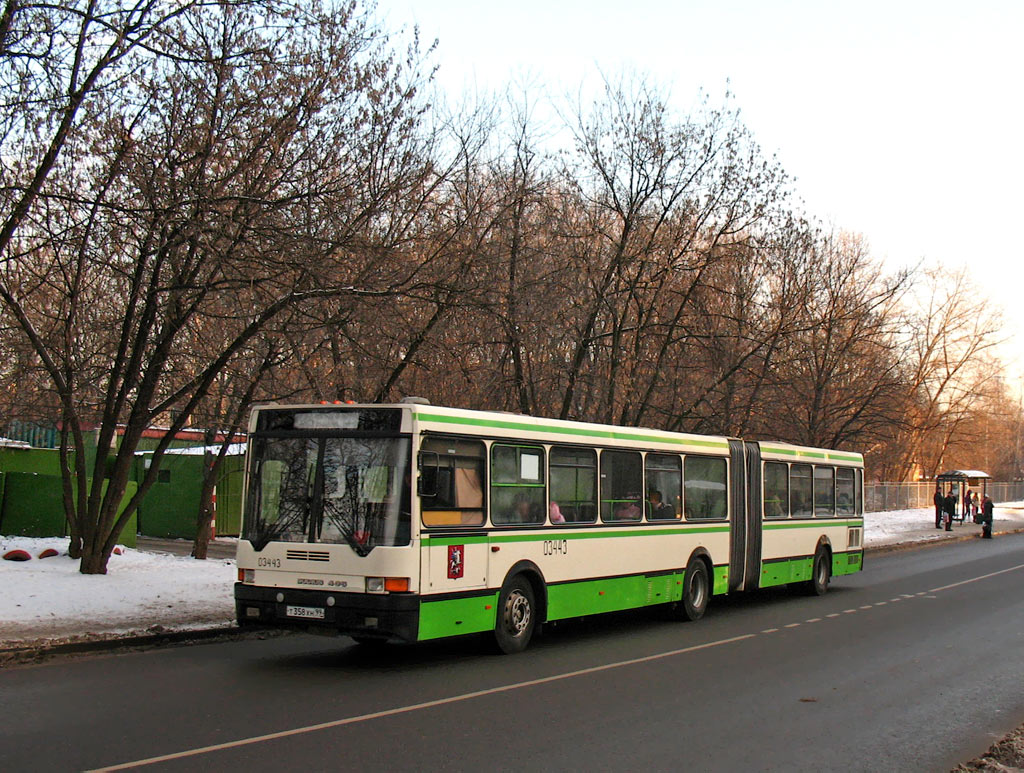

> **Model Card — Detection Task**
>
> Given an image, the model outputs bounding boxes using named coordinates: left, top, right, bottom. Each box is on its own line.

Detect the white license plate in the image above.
left=285, top=605, right=325, bottom=620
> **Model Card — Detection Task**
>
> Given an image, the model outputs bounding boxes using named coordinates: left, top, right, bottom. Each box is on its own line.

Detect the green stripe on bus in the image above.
left=760, top=555, right=813, bottom=587
left=547, top=573, right=685, bottom=620
left=422, top=525, right=731, bottom=546
left=713, top=565, right=729, bottom=595
left=832, top=550, right=862, bottom=577
left=759, top=550, right=863, bottom=588
left=763, top=519, right=863, bottom=530
left=416, top=412, right=730, bottom=450
left=418, top=593, right=498, bottom=640
left=760, top=445, right=862, bottom=463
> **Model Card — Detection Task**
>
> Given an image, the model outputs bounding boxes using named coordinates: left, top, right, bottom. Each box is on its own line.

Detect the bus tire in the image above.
left=493, top=576, right=536, bottom=654
left=806, top=547, right=831, bottom=596
left=680, top=559, right=710, bottom=621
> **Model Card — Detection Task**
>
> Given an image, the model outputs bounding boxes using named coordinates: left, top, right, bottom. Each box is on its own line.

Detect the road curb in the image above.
left=0, top=625, right=289, bottom=667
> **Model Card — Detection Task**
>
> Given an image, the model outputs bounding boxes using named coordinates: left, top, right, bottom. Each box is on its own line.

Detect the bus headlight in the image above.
left=366, top=577, right=409, bottom=593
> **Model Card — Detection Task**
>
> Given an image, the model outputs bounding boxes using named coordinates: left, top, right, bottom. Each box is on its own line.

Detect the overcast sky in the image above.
left=380, top=0, right=1024, bottom=382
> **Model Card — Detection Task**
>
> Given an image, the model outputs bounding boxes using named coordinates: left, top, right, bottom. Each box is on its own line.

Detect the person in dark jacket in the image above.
left=943, top=489, right=957, bottom=531
left=933, top=487, right=944, bottom=529
left=981, top=495, right=994, bottom=538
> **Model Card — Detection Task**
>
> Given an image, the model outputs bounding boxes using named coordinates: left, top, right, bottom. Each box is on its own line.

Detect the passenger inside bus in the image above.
left=648, top=490, right=675, bottom=520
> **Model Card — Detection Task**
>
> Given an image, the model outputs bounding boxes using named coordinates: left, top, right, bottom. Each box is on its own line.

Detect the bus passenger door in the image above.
left=727, top=439, right=747, bottom=592
left=743, top=441, right=763, bottom=591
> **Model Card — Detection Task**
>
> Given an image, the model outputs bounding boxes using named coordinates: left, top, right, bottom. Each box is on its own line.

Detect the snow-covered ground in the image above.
left=3, top=503, right=1024, bottom=648
left=0, top=536, right=236, bottom=646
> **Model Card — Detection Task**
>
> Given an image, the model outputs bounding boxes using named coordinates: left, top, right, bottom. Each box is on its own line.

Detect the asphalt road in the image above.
left=3, top=535, right=1024, bottom=772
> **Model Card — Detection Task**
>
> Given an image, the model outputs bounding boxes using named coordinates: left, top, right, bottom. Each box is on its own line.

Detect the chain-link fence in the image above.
left=866, top=481, right=1024, bottom=512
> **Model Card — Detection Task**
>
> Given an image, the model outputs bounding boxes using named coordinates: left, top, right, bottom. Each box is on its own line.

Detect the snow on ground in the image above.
left=0, top=536, right=235, bottom=646
left=864, top=501, right=1024, bottom=547
left=3, top=502, right=1024, bottom=648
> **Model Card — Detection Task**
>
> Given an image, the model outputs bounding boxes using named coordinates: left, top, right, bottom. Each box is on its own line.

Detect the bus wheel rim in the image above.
left=689, top=572, right=706, bottom=608
left=506, top=590, right=531, bottom=636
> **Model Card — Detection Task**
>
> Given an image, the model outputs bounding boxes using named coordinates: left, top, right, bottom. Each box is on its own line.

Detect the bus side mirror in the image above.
left=417, top=451, right=439, bottom=497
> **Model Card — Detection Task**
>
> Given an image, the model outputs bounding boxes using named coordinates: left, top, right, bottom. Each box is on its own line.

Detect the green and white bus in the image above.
left=235, top=401, right=864, bottom=653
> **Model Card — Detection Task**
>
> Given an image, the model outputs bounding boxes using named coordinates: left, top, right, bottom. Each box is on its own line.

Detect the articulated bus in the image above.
left=235, top=401, right=864, bottom=653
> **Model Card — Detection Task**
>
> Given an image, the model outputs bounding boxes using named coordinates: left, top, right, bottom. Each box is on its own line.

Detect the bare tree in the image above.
left=0, top=0, right=439, bottom=573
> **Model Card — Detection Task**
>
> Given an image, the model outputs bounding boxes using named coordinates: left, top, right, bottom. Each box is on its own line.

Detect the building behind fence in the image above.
left=866, top=481, right=1024, bottom=512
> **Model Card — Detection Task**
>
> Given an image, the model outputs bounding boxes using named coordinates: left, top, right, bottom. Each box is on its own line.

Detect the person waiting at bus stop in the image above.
left=981, top=494, right=994, bottom=538
left=943, top=488, right=957, bottom=531
left=933, top=486, right=944, bottom=529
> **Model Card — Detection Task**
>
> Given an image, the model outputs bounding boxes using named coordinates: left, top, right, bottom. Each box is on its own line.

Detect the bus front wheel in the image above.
left=680, top=559, right=709, bottom=621
left=493, top=576, right=537, bottom=654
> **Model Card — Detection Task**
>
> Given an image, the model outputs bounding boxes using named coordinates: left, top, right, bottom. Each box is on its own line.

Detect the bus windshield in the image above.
left=245, top=435, right=411, bottom=554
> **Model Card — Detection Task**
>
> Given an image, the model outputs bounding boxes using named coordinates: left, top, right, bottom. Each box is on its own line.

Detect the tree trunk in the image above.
left=79, top=548, right=109, bottom=575
left=191, top=481, right=216, bottom=559
left=191, top=451, right=218, bottom=560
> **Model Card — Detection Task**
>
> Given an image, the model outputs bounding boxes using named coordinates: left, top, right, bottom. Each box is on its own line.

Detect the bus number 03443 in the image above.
left=543, top=540, right=568, bottom=556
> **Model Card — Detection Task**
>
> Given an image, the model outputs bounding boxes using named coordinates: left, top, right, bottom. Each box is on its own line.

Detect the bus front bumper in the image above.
left=234, top=583, right=419, bottom=642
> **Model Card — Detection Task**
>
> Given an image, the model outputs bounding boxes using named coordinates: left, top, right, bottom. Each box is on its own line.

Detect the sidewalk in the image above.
left=865, top=503, right=1024, bottom=549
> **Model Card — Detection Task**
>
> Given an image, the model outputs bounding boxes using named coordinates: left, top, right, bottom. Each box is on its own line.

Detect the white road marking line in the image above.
left=860, top=605, right=873, bottom=610
left=785, top=623, right=801, bottom=628
left=805, top=618, right=822, bottom=623
left=826, top=613, right=840, bottom=618
left=843, top=609, right=857, bottom=613
left=762, top=628, right=779, bottom=633
left=875, top=602, right=887, bottom=606
left=928, top=562, right=1024, bottom=594
left=890, top=598, right=902, bottom=603
left=88, top=632, right=757, bottom=771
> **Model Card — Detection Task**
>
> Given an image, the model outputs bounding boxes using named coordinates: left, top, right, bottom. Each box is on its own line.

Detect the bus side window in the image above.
left=491, top=444, right=546, bottom=526
left=645, top=453, right=681, bottom=520
left=814, top=466, right=835, bottom=517
left=419, top=437, right=485, bottom=527
left=550, top=446, right=597, bottom=523
left=600, top=450, right=643, bottom=522
left=791, top=464, right=813, bottom=517
left=836, top=467, right=855, bottom=515
left=763, top=462, right=789, bottom=518
left=683, top=455, right=727, bottom=520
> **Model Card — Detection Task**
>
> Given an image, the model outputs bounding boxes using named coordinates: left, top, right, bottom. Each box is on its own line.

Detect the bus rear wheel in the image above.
left=806, top=548, right=831, bottom=596
left=679, top=559, right=709, bottom=621
left=493, top=576, right=536, bottom=654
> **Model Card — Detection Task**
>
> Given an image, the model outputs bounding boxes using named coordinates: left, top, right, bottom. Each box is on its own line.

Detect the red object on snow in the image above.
left=37, top=548, right=59, bottom=559
left=3, top=549, right=32, bottom=561
left=112, top=546, right=123, bottom=555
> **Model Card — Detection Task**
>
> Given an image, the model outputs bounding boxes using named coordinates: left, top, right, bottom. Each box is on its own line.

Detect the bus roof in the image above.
left=250, top=402, right=861, bottom=464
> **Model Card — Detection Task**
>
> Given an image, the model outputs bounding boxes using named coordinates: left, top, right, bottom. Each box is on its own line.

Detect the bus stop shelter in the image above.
left=936, top=470, right=990, bottom=521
